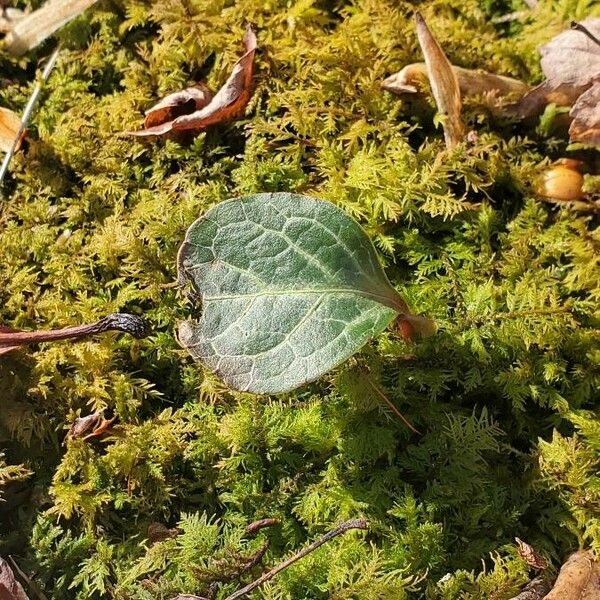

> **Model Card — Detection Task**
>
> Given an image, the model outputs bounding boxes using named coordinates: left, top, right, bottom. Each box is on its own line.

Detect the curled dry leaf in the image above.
left=131, top=25, right=257, bottom=137
left=541, top=19, right=600, bottom=88
left=543, top=550, right=600, bottom=600
left=3, top=0, right=98, bottom=56
left=0, top=313, right=150, bottom=356
left=414, top=12, right=465, bottom=150
left=0, top=557, right=30, bottom=600
left=0, top=108, right=24, bottom=154
left=516, top=81, right=587, bottom=120
left=569, top=82, right=600, bottom=145
left=82, top=416, right=116, bottom=441
left=144, top=83, right=213, bottom=129
left=383, top=62, right=530, bottom=116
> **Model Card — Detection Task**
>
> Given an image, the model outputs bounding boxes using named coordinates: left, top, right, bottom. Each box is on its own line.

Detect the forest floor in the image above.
left=0, top=0, right=599, bottom=598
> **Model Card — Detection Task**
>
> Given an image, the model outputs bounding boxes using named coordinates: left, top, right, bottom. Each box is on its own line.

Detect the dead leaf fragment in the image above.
left=569, top=82, right=600, bottom=145
left=414, top=12, right=464, bottom=149
left=0, top=8, right=27, bottom=34
left=0, top=108, right=24, bottom=154
left=68, top=410, right=116, bottom=441
left=516, top=80, right=590, bottom=119
left=0, top=557, right=30, bottom=600
left=517, top=18, right=600, bottom=119
left=540, top=18, right=600, bottom=88
left=383, top=62, right=530, bottom=115
left=68, top=410, right=104, bottom=439
left=82, top=416, right=116, bottom=441
left=131, top=25, right=257, bottom=137
left=516, top=538, right=548, bottom=570
left=4, top=0, right=99, bottom=56
left=144, top=84, right=214, bottom=129
left=543, top=550, right=600, bottom=600
left=147, top=522, right=179, bottom=544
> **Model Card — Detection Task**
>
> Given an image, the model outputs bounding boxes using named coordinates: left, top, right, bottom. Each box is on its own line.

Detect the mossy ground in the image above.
left=0, top=0, right=599, bottom=598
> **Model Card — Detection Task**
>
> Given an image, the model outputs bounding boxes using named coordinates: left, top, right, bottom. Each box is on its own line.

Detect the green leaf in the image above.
left=177, top=192, right=410, bottom=394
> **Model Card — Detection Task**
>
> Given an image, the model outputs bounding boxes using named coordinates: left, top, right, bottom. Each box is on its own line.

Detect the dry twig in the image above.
left=0, top=47, right=60, bottom=191
left=0, top=313, right=150, bottom=355
left=223, top=519, right=368, bottom=600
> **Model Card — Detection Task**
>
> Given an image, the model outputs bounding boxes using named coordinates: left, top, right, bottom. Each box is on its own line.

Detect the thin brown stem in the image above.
left=245, top=518, right=280, bottom=536
left=0, top=313, right=150, bottom=352
left=365, top=375, right=421, bottom=435
left=571, top=21, right=600, bottom=49
left=223, top=519, right=368, bottom=600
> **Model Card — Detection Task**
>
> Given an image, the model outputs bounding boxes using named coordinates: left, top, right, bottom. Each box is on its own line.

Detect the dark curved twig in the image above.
left=0, top=313, right=150, bottom=354
left=223, top=519, right=368, bottom=600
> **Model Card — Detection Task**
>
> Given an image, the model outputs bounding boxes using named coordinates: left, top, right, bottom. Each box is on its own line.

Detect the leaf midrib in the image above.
left=203, top=287, right=403, bottom=312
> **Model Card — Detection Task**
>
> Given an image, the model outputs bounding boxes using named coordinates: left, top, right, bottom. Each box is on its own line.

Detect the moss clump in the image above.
left=0, top=0, right=599, bottom=598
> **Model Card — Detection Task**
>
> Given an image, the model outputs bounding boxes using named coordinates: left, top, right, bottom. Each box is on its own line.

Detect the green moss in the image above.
left=0, top=0, right=599, bottom=598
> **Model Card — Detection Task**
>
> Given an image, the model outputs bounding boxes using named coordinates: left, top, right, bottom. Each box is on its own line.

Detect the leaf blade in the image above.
left=177, top=193, right=408, bottom=393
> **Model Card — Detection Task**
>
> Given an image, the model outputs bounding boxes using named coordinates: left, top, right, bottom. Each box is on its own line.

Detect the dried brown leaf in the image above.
left=569, top=82, right=600, bottom=145
left=382, top=63, right=428, bottom=94
left=67, top=412, right=117, bottom=442
left=414, top=13, right=464, bottom=149
left=4, top=0, right=98, bottom=56
left=81, top=416, right=116, bottom=441
left=144, top=84, right=214, bottom=129
left=517, top=18, right=600, bottom=118
left=515, top=538, right=548, bottom=570
left=0, top=109, right=23, bottom=154
left=0, top=557, right=29, bottom=600
left=540, top=18, right=600, bottom=88
left=68, top=410, right=104, bottom=439
left=131, top=26, right=257, bottom=137
left=515, top=80, right=589, bottom=119
left=543, top=550, right=600, bottom=600
left=383, top=62, right=529, bottom=114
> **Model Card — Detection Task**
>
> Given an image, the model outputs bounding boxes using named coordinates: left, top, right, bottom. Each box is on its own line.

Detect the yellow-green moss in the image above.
left=0, top=0, right=599, bottom=598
